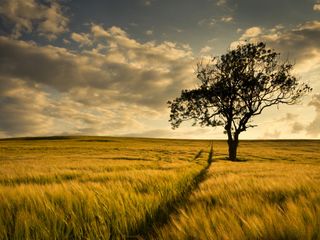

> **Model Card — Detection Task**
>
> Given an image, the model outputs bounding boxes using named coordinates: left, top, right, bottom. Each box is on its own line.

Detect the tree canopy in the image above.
left=168, top=42, right=312, bottom=161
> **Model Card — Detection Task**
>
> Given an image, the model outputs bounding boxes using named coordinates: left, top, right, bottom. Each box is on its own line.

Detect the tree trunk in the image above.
left=227, top=134, right=239, bottom=161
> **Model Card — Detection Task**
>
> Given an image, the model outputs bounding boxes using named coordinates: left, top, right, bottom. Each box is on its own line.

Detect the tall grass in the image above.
left=154, top=161, right=320, bottom=239
left=1, top=137, right=319, bottom=239
left=0, top=136, right=209, bottom=239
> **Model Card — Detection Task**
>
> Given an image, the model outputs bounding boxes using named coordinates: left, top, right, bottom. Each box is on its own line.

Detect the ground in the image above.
left=0, top=137, right=319, bottom=239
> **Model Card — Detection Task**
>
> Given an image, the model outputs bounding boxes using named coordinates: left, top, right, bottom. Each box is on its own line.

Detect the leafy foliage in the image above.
left=168, top=42, right=312, bottom=160
left=169, top=42, right=311, bottom=133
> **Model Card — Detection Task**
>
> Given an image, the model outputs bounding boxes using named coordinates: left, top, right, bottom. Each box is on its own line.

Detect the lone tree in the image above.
left=168, top=42, right=311, bottom=161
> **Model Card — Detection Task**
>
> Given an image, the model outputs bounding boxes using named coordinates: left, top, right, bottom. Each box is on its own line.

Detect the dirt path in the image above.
left=128, top=144, right=214, bottom=239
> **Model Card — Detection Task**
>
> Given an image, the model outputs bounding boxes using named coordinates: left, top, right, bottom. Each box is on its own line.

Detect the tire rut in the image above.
left=127, top=143, right=214, bottom=240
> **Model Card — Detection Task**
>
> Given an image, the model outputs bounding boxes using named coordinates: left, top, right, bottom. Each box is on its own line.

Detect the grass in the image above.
left=0, top=137, right=319, bottom=239
left=0, top=136, right=209, bottom=239
left=153, top=141, right=320, bottom=240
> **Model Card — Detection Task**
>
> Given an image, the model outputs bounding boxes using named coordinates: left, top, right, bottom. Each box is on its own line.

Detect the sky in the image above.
left=0, top=0, right=319, bottom=139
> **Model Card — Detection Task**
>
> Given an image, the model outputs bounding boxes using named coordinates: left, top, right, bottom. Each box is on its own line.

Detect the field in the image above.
left=0, top=137, right=320, bottom=239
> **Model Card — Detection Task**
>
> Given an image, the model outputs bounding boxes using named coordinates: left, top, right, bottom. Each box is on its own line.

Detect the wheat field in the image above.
left=0, top=137, right=319, bottom=239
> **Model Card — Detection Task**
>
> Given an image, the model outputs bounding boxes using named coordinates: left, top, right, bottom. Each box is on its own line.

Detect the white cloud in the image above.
left=0, top=0, right=68, bottom=39
left=0, top=25, right=196, bottom=137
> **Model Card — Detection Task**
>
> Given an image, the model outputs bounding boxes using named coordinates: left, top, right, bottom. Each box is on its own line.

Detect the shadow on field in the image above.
left=127, top=144, right=214, bottom=239
left=230, top=157, right=248, bottom=162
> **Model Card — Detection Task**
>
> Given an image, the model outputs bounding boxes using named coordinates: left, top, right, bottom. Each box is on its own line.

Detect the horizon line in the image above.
left=0, top=135, right=319, bottom=141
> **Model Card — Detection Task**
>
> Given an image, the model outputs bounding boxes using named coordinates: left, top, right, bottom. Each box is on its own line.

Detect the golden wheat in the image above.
left=0, top=137, right=319, bottom=239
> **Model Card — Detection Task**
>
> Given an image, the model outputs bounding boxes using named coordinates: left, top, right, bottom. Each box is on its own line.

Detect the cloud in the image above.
left=0, top=25, right=194, bottom=103
left=276, top=113, right=306, bottom=135
left=279, top=113, right=298, bottom=122
left=122, top=126, right=225, bottom=139
left=200, top=46, right=212, bottom=55
left=0, top=25, right=196, bottom=137
left=216, top=0, right=227, bottom=6
left=0, top=0, right=68, bottom=39
left=71, top=32, right=92, bottom=47
left=142, top=0, right=154, bottom=6
left=198, top=18, right=216, bottom=27
left=145, top=30, right=153, bottom=36
left=231, top=21, right=320, bottom=75
left=306, top=94, right=320, bottom=137
left=314, top=2, right=320, bottom=11
left=221, top=16, right=233, bottom=23
left=198, top=16, right=233, bottom=28
left=0, top=78, right=54, bottom=137
left=263, top=130, right=281, bottom=139
left=0, top=77, right=151, bottom=137
left=230, top=26, right=263, bottom=49
left=292, top=122, right=304, bottom=133
left=263, top=21, right=320, bottom=74
left=273, top=95, right=320, bottom=137
left=0, top=36, right=86, bottom=91
left=229, top=21, right=320, bottom=138
left=241, top=26, right=262, bottom=39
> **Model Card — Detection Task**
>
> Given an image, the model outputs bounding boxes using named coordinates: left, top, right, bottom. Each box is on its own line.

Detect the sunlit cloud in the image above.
left=0, top=0, right=68, bottom=39
left=216, top=0, right=227, bottom=7
left=0, top=0, right=319, bottom=138
left=241, top=26, right=262, bottom=39
left=314, top=1, right=320, bottom=11
left=0, top=25, right=195, bottom=137
left=145, top=30, right=153, bottom=35
left=71, top=32, right=92, bottom=47
left=220, top=16, right=233, bottom=23
left=306, top=94, right=320, bottom=136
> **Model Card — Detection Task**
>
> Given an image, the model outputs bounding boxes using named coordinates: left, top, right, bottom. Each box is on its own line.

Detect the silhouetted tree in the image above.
left=168, top=42, right=311, bottom=161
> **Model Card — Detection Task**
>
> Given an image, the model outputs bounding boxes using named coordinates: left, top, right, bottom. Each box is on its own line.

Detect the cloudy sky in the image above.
left=0, top=0, right=319, bottom=139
